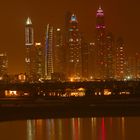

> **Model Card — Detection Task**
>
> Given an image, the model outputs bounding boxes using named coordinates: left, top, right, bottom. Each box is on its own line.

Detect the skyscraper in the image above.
left=25, top=17, right=34, bottom=80
left=0, top=53, right=8, bottom=80
left=105, top=32, right=115, bottom=79
left=88, top=42, right=96, bottom=80
left=45, top=24, right=54, bottom=80
left=135, top=53, right=140, bottom=79
left=81, top=37, right=89, bottom=80
left=67, top=14, right=82, bottom=81
left=95, top=6, right=106, bottom=80
left=53, top=28, right=65, bottom=75
left=127, top=56, right=135, bottom=79
left=34, top=42, right=44, bottom=81
left=115, top=38, right=126, bottom=80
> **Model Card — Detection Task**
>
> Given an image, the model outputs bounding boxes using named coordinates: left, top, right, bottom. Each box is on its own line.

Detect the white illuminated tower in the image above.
left=45, top=24, right=54, bottom=80
left=25, top=17, right=34, bottom=79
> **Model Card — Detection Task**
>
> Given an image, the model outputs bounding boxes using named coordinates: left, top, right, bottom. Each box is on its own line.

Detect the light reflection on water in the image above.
left=0, top=117, right=140, bottom=140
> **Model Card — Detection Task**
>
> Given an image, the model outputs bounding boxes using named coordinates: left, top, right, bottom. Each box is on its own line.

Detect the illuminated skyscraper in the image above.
left=105, top=32, right=115, bottom=79
left=25, top=17, right=34, bottom=80
left=34, top=42, right=44, bottom=81
left=81, top=41, right=89, bottom=80
left=67, top=14, right=82, bottom=80
left=115, top=38, right=126, bottom=80
left=88, top=42, right=96, bottom=80
left=53, top=28, right=66, bottom=80
left=45, top=24, right=54, bottom=80
left=0, top=53, right=8, bottom=79
left=54, top=28, right=64, bottom=73
left=126, top=53, right=140, bottom=80
left=127, top=56, right=135, bottom=79
left=135, top=53, right=140, bottom=79
left=81, top=37, right=89, bottom=80
left=95, top=6, right=106, bottom=79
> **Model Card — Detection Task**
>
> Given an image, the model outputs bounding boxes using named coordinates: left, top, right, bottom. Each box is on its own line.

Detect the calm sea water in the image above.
left=0, top=117, right=139, bottom=140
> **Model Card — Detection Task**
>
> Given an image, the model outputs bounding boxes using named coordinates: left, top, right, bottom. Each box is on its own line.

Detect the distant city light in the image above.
left=57, top=28, right=61, bottom=31
left=35, top=42, right=41, bottom=46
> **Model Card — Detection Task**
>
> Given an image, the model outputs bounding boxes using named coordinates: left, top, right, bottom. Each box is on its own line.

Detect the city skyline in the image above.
left=0, top=0, right=140, bottom=73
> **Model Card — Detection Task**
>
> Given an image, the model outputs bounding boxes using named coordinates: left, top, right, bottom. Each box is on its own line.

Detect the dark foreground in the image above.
left=0, top=96, right=140, bottom=121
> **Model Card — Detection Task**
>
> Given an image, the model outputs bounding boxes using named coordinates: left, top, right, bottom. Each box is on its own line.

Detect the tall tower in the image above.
left=95, top=6, right=106, bottom=80
left=25, top=17, right=34, bottom=80
left=135, top=53, right=140, bottom=79
left=0, top=53, right=8, bottom=80
left=81, top=37, right=89, bottom=80
left=34, top=42, right=44, bottom=81
left=54, top=28, right=65, bottom=74
left=45, top=24, right=54, bottom=80
left=88, top=42, right=96, bottom=80
left=105, top=32, right=115, bottom=79
left=67, top=14, right=82, bottom=81
left=115, top=38, right=126, bottom=80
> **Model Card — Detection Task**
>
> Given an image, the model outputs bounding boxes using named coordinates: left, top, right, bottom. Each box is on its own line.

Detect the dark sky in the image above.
left=0, top=0, right=140, bottom=74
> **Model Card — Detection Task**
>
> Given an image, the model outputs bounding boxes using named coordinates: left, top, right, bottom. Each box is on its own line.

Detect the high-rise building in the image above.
left=53, top=28, right=66, bottom=80
left=126, top=53, right=140, bottom=80
left=34, top=42, right=44, bottom=81
left=95, top=6, right=106, bottom=80
left=81, top=37, right=89, bottom=80
left=105, top=32, right=115, bottom=79
left=126, top=56, right=135, bottom=79
left=115, top=38, right=127, bottom=80
left=0, top=53, right=8, bottom=79
left=135, top=53, right=140, bottom=79
left=88, top=42, right=96, bottom=80
left=45, top=24, right=54, bottom=80
left=25, top=17, right=34, bottom=80
left=65, top=11, right=72, bottom=41
left=67, top=14, right=82, bottom=81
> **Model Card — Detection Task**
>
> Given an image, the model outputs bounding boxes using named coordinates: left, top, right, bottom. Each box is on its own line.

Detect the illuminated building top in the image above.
left=70, top=14, right=78, bottom=22
left=26, top=17, right=32, bottom=25
left=96, top=5, right=105, bottom=29
left=96, top=6, right=104, bottom=17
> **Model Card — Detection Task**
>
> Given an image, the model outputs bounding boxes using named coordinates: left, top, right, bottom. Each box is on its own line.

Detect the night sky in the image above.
left=0, top=0, right=140, bottom=74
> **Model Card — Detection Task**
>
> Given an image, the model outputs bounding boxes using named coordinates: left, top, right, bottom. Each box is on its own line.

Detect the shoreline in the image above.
left=0, top=96, right=140, bottom=121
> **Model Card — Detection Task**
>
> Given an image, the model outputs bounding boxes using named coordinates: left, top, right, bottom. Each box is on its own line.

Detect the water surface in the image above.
left=0, top=117, right=139, bottom=140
